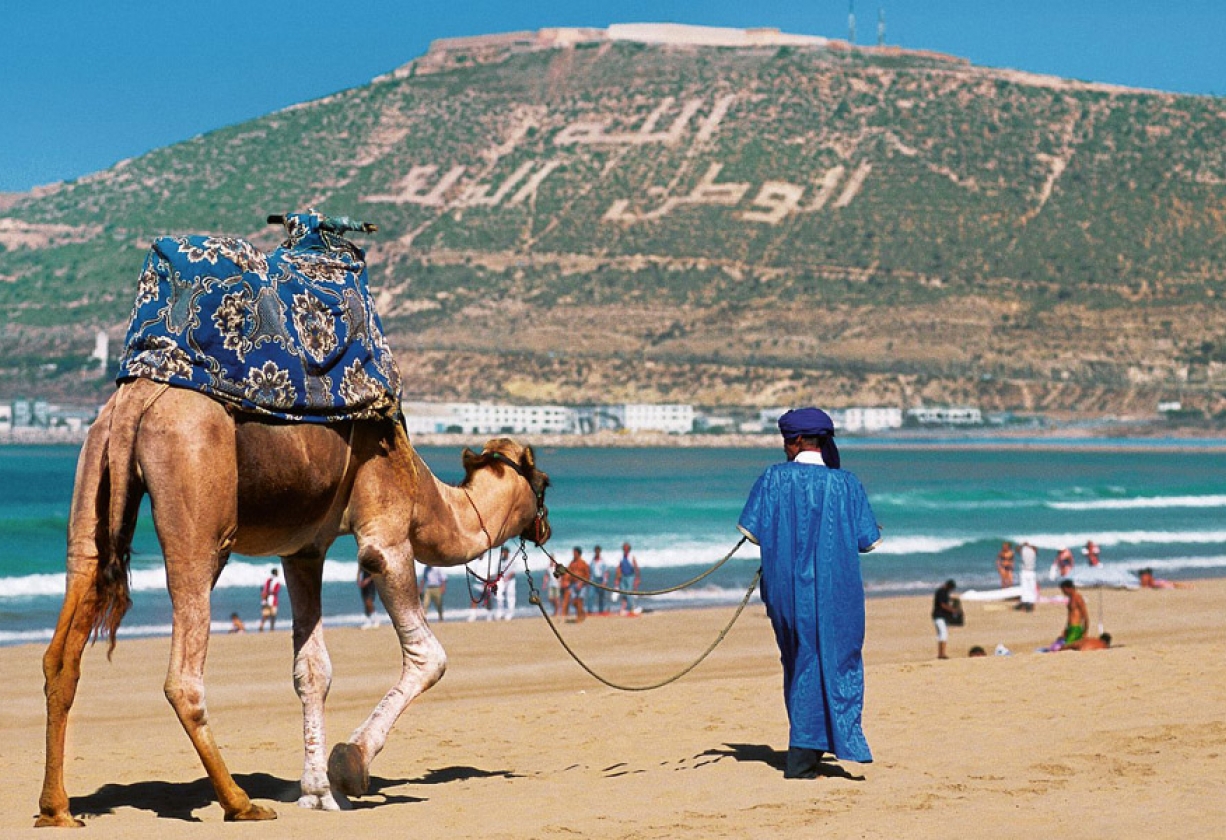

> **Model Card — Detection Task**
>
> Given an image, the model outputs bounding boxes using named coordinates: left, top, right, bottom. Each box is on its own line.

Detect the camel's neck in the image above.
left=410, top=453, right=533, bottom=566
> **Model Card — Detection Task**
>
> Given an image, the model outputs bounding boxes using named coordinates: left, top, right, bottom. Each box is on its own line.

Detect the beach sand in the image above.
left=3, top=580, right=1224, bottom=838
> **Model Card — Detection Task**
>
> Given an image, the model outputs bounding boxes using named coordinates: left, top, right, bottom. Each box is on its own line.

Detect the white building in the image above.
left=620, top=403, right=694, bottom=434
left=402, top=401, right=576, bottom=435
left=833, top=407, right=904, bottom=432
left=759, top=406, right=903, bottom=433
left=906, top=406, right=983, bottom=426
left=402, top=401, right=696, bottom=435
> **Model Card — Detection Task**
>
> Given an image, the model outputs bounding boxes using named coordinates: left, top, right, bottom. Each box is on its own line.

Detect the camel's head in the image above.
left=462, top=439, right=552, bottom=545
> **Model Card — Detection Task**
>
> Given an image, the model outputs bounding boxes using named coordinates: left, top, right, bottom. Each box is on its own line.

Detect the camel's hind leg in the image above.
left=140, top=393, right=276, bottom=822
left=36, top=571, right=101, bottom=827
left=37, top=404, right=115, bottom=828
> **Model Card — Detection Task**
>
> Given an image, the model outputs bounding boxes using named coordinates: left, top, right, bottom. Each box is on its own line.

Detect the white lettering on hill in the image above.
left=362, top=93, right=874, bottom=223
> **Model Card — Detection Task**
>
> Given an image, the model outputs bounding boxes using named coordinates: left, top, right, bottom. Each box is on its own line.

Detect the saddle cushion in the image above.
left=117, top=212, right=401, bottom=422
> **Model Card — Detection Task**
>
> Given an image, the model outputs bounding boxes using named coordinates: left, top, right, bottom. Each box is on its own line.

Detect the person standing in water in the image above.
left=616, top=542, right=641, bottom=616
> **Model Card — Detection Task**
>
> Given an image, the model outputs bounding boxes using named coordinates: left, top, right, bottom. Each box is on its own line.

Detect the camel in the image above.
left=36, top=378, right=551, bottom=826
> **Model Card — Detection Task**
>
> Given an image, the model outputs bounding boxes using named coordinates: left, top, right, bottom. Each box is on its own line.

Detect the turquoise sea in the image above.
left=2, top=440, right=1224, bottom=646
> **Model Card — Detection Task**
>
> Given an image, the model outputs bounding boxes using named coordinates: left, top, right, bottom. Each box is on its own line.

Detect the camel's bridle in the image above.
left=481, top=451, right=550, bottom=547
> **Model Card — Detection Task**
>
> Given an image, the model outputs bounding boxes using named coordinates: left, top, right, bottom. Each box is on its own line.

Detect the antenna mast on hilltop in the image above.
left=848, top=0, right=856, bottom=44
left=877, top=7, right=886, bottom=46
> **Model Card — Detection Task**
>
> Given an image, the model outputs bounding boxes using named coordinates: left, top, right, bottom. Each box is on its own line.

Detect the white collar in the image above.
left=794, top=450, right=826, bottom=466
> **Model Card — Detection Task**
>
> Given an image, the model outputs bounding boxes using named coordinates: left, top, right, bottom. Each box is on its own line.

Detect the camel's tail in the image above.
left=88, top=382, right=165, bottom=655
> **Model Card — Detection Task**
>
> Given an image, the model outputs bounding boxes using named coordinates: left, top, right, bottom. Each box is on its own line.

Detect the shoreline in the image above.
left=6, top=564, right=1215, bottom=651
left=7, top=426, right=1226, bottom=452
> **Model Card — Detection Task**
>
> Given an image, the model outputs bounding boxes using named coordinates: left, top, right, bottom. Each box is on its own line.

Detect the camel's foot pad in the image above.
left=34, top=812, right=85, bottom=828
left=225, top=802, right=278, bottom=821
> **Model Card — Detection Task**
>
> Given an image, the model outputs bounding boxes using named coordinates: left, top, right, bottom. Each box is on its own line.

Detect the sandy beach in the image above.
left=3, top=580, right=1224, bottom=838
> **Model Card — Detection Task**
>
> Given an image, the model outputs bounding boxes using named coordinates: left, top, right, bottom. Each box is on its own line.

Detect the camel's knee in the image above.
left=428, top=642, right=447, bottom=686
left=292, top=649, right=333, bottom=703
left=42, top=653, right=82, bottom=712
left=394, top=621, right=447, bottom=690
left=41, top=642, right=78, bottom=689
left=42, top=589, right=96, bottom=699
left=417, top=635, right=448, bottom=690
left=163, top=678, right=207, bottom=724
left=357, top=544, right=388, bottom=576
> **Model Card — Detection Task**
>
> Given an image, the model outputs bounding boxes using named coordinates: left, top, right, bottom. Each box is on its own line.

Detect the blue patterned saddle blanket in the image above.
left=117, top=212, right=402, bottom=423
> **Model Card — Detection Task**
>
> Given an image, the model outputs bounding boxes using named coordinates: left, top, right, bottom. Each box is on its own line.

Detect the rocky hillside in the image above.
left=2, top=26, right=1224, bottom=419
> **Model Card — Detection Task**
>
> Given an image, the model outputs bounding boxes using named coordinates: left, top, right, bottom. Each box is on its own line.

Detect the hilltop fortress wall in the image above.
left=427, top=23, right=830, bottom=54
left=401, top=23, right=896, bottom=77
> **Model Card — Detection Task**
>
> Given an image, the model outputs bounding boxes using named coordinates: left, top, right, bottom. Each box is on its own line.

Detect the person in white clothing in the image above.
left=258, top=568, right=280, bottom=632
left=1017, top=540, right=1038, bottom=612
left=494, top=546, right=517, bottom=620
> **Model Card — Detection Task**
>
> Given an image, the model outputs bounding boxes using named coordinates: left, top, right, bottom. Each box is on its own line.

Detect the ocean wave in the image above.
left=866, top=536, right=969, bottom=555
left=870, top=490, right=1226, bottom=514
left=0, top=558, right=368, bottom=600
left=1048, top=494, right=1226, bottom=511
left=0, top=627, right=55, bottom=646
left=870, top=493, right=1041, bottom=512
left=863, top=579, right=959, bottom=595
left=1020, top=530, right=1226, bottom=550
left=1098, top=554, right=1226, bottom=573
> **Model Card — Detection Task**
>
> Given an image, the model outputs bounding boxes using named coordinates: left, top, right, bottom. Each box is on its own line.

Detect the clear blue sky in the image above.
left=2, top=1, right=1222, bottom=193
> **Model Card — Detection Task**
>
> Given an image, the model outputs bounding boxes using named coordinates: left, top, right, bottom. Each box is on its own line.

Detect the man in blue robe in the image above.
left=738, top=407, right=881, bottom=778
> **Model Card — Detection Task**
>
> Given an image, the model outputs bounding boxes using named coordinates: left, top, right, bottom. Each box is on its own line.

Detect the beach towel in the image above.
left=117, top=212, right=401, bottom=423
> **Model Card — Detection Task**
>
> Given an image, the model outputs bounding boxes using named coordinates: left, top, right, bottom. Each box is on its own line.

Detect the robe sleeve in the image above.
left=737, top=472, right=768, bottom=546
left=849, top=474, right=882, bottom=553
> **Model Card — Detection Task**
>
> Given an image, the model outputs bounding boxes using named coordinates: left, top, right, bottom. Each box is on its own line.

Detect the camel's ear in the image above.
left=522, top=445, right=536, bottom=471
left=461, top=447, right=483, bottom=480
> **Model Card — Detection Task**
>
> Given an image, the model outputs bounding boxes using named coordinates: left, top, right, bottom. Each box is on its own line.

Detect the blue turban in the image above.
left=778, top=408, right=835, bottom=438
left=779, top=408, right=840, bottom=468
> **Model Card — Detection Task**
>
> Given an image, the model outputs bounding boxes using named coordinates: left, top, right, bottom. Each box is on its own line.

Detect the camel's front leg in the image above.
left=281, top=551, right=342, bottom=811
left=328, top=545, right=446, bottom=797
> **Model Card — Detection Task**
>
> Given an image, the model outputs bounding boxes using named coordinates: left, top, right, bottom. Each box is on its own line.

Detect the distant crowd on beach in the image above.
left=223, top=542, right=651, bottom=632
left=993, top=538, right=1187, bottom=592
left=543, top=541, right=645, bottom=623
left=932, top=572, right=1111, bottom=660
left=931, top=536, right=1192, bottom=660
left=414, top=541, right=648, bottom=625
left=994, top=538, right=1101, bottom=596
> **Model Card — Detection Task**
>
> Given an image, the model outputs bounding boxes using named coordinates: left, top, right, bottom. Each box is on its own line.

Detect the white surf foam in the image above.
left=1049, top=494, right=1226, bottom=511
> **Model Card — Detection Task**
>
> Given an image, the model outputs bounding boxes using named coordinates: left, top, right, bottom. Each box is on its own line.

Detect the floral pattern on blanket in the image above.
left=117, top=212, right=401, bottom=422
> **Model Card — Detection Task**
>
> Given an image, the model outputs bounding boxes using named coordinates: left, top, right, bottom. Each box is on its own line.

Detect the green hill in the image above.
left=2, top=27, right=1224, bottom=420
